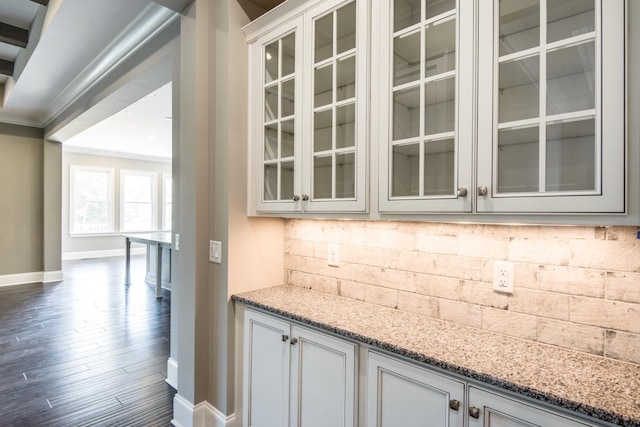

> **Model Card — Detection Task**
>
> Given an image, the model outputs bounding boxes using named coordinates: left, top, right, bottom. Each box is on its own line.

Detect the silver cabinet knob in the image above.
left=457, top=188, right=468, bottom=197
left=292, top=195, right=300, bottom=202
left=449, top=399, right=460, bottom=411
left=281, top=334, right=289, bottom=342
left=477, top=186, right=488, bottom=196
left=290, top=338, right=298, bottom=345
left=469, top=406, right=480, bottom=419
left=301, top=194, right=309, bottom=201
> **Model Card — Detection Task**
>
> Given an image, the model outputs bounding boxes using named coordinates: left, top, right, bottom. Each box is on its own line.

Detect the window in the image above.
left=70, top=165, right=115, bottom=234
left=120, top=170, right=158, bottom=232
left=163, top=174, right=172, bottom=230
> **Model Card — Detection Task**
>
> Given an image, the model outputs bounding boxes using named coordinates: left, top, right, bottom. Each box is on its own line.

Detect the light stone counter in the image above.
left=233, top=285, right=640, bottom=427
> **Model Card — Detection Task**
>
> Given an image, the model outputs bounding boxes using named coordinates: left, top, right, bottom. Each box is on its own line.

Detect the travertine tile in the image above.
left=339, top=280, right=367, bottom=301
left=457, top=280, right=510, bottom=310
left=395, top=250, right=437, bottom=274
left=571, top=297, right=640, bottom=334
left=458, top=234, right=508, bottom=259
left=415, top=232, right=458, bottom=255
left=538, top=318, right=604, bottom=355
left=604, top=226, right=639, bottom=243
left=482, top=308, right=537, bottom=340
left=606, top=271, right=640, bottom=304
left=509, top=238, right=571, bottom=265
left=538, top=265, right=605, bottom=298
left=438, top=299, right=482, bottom=328
left=342, top=245, right=400, bottom=269
left=309, top=275, right=339, bottom=295
left=414, top=274, right=461, bottom=300
left=364, top=285, right=398, bottom=309
left=569, top=240, right=640, bottom=271
left=513, top=262, right=539, bottom=289
left=605, top=330, right=640, bottom=365
left=349, top=263, right=386, bottom=287
left=384, top=269, right=418, bottom=293
left=509, top=289, right=570, bottom=321
left=435, top=254, right=486, bottom=281
left=397, top=291, right=438, bottom=318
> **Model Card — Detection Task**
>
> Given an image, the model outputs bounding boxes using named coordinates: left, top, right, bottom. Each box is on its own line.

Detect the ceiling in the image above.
left=0, top=0, right=284, bottom=160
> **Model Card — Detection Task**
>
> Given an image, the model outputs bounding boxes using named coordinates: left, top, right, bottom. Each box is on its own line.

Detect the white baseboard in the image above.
left=0, top=270, right=64, bottom=287
left=172, top=394, right=236, bottom=427
left=62, top=247, right=146, bottom=260
left=166, top=358, right=178, bottom=389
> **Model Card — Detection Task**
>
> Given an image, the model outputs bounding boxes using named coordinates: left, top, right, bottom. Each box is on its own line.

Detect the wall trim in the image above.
left=43, top=270, right=64, bottom=283
left=62, top=247, right=146, bottom=260
left=166, top=357, right=178, bottom=389
left=0, top=272, right=44, bottom=287
left=172, top=394, right=236, bottom=427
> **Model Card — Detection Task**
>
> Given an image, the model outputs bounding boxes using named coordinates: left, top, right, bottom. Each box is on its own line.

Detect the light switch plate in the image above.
left=209, top=240, right=222, bottom=264
left=174, top=234, right=180, bottom=251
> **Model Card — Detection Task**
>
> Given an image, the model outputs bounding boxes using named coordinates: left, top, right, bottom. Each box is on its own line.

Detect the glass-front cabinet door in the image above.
left=249, top=18, right=303, bottom=213
left=378, top=0, right=474, bottom=213
left=304, top=0, right=368, bottom=213
left=477, top=0, right=625, bottom=213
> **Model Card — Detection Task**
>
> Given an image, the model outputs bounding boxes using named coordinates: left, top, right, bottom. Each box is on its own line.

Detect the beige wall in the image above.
left=0, top=124, right=44, bottom=275
left=61, top=151, right=171, bottom=255
left=285, top=219, right=640, bottom=365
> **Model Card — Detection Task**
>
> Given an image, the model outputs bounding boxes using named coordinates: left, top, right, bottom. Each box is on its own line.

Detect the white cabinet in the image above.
left=242, top=309, right=357, bottom=427
left=378, top=0, right=626, bottom=215
left=367, top=351, right=465, bottom=427
left=246, top=0, right=368, bottom=214
left=467, top=386, right=600, bottom=427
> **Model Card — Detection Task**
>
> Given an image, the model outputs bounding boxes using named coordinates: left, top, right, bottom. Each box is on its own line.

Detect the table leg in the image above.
left=156, top=243, right=163, bottom=298
left=125, top=238, right=131, bottom=286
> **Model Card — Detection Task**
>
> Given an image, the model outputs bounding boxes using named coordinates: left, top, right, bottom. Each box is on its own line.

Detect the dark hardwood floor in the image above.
left=0, top=255, right=174, bottom=426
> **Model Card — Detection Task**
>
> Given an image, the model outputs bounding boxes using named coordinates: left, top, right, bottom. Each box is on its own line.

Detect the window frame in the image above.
left=162, top=173, right=172, bottom=231
left=119, top=169, right=159, bottom=232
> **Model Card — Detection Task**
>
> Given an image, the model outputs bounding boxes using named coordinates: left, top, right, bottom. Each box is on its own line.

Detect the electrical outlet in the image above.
left=493, top=261, right=514, bottom=294
left=328, top=243, right=340, bottom=267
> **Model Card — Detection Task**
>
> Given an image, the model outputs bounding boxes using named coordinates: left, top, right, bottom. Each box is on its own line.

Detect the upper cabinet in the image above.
left=476, top=0, right=625, bottom=214
left=246, top=0, right=368, bottom=214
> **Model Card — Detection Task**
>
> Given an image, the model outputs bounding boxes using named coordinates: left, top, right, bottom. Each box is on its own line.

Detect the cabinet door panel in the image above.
left=243, top=310, right=291, bottom=427
left=367, top=352, right=464, bottom=427
left=290, top=326, right=357, bottom=427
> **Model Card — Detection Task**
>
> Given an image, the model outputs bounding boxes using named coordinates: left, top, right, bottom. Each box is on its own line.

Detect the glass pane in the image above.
left=497, top=126, right=539, bottom=193
left=264, top=124, right=278, bottom=160
left=315, top=13, right=333, bottom=63
left=499, top=55, right=540, bottom=123
left=264, top=164, right=277, bottom=200
left=394, top=0, right=420, bottom=32
left=281, top=119, right=295, bottom=158
left=336, top=55, right=356, bottom=101
left=548, top=0, right=594, bottom=43
left=281, top=161, right=295, bottom=200
left=394, top=31, right=420, bottom=86
left=265, top=41, right=279, bottom=83
left=392, top=143, right=420, bottom=196
left=314, top=110, right=332, bottom=152
left=499, top=0, right=540, bottom=56
left=281, top=78, right=295, bottom=117
left=75, top=171, right=108, bottom=201
left=425, top=0, right=455, bottom=20
left=336, top=103, right=356, bottom=149
left=336, top=152, right=355, bottom=198
left=425, top=77, right=455, bottom=135
left=313, top=155, right=332, bottom=199
left=124, top=175, right=152, bottom=201
left=425, top=17, right=456, bottom=78
left=547, top=41, right=595, bottom=115
left=265, top=85, right=278, bottom=121
left=315, top=64, right=333, bottom=107
left=281, top=33, right=295, bottom=77
left=546, top=118, right=595, bottom=191
left=424, top=138, right=454, bottom=195
left=337, top=2, right=356, bottom=54
left=393, top=87, right=420, bottom=140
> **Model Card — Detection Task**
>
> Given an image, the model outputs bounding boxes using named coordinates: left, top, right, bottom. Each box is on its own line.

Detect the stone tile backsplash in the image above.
left=284, top=219, right=640, bottom=365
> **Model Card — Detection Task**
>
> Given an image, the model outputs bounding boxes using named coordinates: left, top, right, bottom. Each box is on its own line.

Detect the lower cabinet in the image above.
left=366, top=352, right=465, bottom=427
left=242, top=309, right=357, bottom=427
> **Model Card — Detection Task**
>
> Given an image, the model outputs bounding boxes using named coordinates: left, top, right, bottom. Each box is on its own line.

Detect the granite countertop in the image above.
left=233, top=285, right=640, bottom=427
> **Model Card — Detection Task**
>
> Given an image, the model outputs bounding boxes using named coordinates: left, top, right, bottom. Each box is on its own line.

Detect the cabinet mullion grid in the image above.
left=493, top=0, right=599, bottom=197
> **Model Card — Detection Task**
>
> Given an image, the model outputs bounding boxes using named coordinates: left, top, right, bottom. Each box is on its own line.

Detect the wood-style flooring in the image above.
left=0, top=255, right=174, bottom=426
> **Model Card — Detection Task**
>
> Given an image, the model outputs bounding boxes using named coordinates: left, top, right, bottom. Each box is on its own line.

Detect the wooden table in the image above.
left=123, top=232, right=172, bottom=298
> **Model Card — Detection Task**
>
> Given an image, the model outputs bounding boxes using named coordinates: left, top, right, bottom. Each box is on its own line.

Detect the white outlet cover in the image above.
left=328, top=243, right=339, bottom=267
left=493, top=261, right=514, bottom=294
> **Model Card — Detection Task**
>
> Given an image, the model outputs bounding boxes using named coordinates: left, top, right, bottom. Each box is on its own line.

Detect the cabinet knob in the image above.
left=292, top=195, right=300, bottom=202
left=457, top=188, right=468, bottom=197
left=449, top=399, right=460, bottom=411
left=301, top=194, right=309, bottom=201
left=477, top=186, right=488, bottom=196
left=468, top=406, right=480, bottom=419
left=290, top=338, right=298, bottom=345
left=282, top=334, right=289, bottom=342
